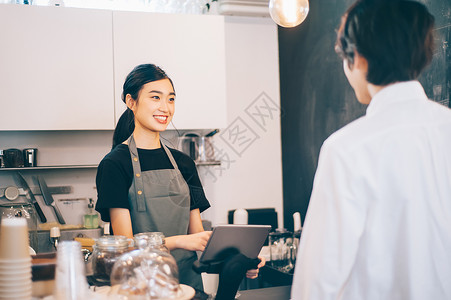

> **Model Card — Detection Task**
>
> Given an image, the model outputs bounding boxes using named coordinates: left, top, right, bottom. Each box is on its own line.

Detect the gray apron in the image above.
left=127, top=135, right=203, bottom=290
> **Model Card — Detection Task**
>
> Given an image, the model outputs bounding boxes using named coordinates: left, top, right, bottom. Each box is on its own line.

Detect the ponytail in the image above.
left=112, top=108, right=135, bottom=149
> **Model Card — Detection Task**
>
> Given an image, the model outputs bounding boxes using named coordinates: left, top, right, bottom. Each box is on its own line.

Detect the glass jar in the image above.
left=290, top=229, right=301, bottom=268
left=91, top=235, right=130, bottom=283
left=269, top=229, right=294, bottom=271
left=0, top=203, right=38, bottom=252
left=133, top=232, right=170, bottom=253
left=110, top=249, right=182, bottom=299
left=177, top=134, right=215, bottom=162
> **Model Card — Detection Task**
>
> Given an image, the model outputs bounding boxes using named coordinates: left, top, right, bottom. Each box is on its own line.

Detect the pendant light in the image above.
left=269, top=0, right=309, bottom=28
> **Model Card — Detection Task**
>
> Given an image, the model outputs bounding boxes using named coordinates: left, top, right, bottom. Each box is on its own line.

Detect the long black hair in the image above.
left=112, top=64, right=174, bottom=149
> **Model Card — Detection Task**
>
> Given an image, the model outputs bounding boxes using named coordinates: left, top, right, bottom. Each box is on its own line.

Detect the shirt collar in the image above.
left=366, top=81, right=427, bottom=116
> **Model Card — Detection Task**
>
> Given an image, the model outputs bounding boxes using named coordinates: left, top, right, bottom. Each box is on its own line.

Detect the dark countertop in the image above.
left=237, top=285, right=292, bottom=300
left=260, top=265, right=294, bottom=286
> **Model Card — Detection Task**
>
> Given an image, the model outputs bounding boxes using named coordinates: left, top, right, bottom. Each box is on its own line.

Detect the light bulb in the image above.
left=269, top=0, right=309, bottom=28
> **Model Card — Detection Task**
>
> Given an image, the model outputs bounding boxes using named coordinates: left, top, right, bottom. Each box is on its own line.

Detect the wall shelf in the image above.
left=0, top=161, right=221, bottom=171
left=0, top=165, right=98, bottom=171
left=195, top=161, right=221, bottom=166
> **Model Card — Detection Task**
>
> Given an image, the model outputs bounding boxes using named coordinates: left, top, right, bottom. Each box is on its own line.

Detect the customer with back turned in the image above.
left=291, top=1, right=451, bottom=299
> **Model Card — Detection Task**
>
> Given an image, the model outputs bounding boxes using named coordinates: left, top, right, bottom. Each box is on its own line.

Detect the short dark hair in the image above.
left=112, top=64, right=174, bottom=149
left=335, top=0, right=435, bottom=85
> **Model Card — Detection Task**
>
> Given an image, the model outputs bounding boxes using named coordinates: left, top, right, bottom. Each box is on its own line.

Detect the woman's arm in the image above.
left=109, top=208, right=134, bottom=238
left=110, top=206, right=211, bottom=251
left=165, top=209, right=211, bottom=251
left=188, top=208, right=204, bottom=234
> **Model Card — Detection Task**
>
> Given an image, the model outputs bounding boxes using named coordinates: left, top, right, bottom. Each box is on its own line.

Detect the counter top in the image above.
left=87, top=277, right=291, bottom=300
left=237, top=285, right=292, bottom=300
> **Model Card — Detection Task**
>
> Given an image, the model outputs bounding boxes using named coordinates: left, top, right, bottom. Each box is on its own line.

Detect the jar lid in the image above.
left=134, top=232, right=165, bottom=250
left=110, top=249, right=181, bottom=299
left=95, top=235, right=129, bottom=249
left=269, top=228, right=293, bottom=238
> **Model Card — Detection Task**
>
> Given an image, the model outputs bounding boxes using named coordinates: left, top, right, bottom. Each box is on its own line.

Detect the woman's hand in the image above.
left=166, top=231, right=212, bottom=252
left=246, top=256, right=266, bottom=279
left=179, top=231, right=212, bottom=251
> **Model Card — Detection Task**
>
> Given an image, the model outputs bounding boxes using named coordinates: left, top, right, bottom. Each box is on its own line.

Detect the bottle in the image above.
left=83, top=198, right=99, bottom=229
left=233, top=208, right=248, bottom=225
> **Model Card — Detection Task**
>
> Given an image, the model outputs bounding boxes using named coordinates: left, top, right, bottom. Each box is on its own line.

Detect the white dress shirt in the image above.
left=291, top=81, right=451, bottom=300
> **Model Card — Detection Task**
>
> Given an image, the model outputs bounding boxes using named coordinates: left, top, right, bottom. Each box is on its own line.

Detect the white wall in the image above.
left=199, top=16, right=284, bottom=228
left=0, top=15, right=283, bottom=229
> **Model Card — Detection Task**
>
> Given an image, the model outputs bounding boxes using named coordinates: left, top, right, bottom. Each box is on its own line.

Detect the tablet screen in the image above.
left=199, top=224, right=271, bottom=263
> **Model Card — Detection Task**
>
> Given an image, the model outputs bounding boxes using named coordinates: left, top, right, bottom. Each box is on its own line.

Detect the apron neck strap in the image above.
left=127, top=134, right=180, bottom=171
left=161, top=143, right=179, bottom=171
left=127, top=134, right=145, bottom=211
left=127, top=134, right=138, bottom=158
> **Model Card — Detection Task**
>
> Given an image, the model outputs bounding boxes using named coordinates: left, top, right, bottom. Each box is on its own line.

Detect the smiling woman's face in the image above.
left=127, top=78, right=176, bottom=133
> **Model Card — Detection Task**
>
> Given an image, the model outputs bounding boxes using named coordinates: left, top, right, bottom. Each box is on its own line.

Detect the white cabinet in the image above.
left=113, top=12, right=227, bottom=129
left=0, top=5, right=115, bottom=130
left=0, top=6, right=227, bottom=131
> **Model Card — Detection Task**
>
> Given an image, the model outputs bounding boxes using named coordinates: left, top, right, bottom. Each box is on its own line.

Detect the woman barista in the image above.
left=95, top=64, right=211, bottom=290
left=95, top=64, right=264, bottom=290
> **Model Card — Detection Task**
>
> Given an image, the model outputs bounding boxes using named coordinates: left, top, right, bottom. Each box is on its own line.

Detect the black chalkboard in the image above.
left=419, top=0, right=451, bottom=108
left=279, top=0, right=451, bottom=231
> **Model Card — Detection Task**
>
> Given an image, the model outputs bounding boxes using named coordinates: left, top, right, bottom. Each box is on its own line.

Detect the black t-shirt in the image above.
left=95, top=144, right=210, bottom=222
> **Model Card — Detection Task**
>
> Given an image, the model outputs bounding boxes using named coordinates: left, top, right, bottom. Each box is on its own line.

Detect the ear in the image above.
left=125, top=94, right=136, bottom=112
left=353, top=51, right=368, bottom=72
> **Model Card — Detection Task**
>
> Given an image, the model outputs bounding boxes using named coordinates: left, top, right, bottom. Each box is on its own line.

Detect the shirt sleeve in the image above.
left=95, top=158, right=131, bottom=222
left=184, top=160, right=210, bottom=213
left=189, top=184, right=210, bottom=213
left=291, top=140, right=367, bottom=300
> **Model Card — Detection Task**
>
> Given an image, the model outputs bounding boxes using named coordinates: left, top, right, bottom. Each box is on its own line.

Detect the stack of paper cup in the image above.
left=54, top=241, right=89, bottom=300
left=0, top=218, right=32, bottom=300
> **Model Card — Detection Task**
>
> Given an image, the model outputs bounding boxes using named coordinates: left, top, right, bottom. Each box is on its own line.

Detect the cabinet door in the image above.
left=0, top=5, right=114, bottom=130
left=113, top=12, right=227, bottom=130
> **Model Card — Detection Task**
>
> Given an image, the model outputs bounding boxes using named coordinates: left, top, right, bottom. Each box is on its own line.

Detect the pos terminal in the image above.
left=193, top=225, right=271, bottom=300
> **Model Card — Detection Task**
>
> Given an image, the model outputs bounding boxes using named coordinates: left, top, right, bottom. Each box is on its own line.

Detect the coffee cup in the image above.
left=23, top=148, right=38, bottom=167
